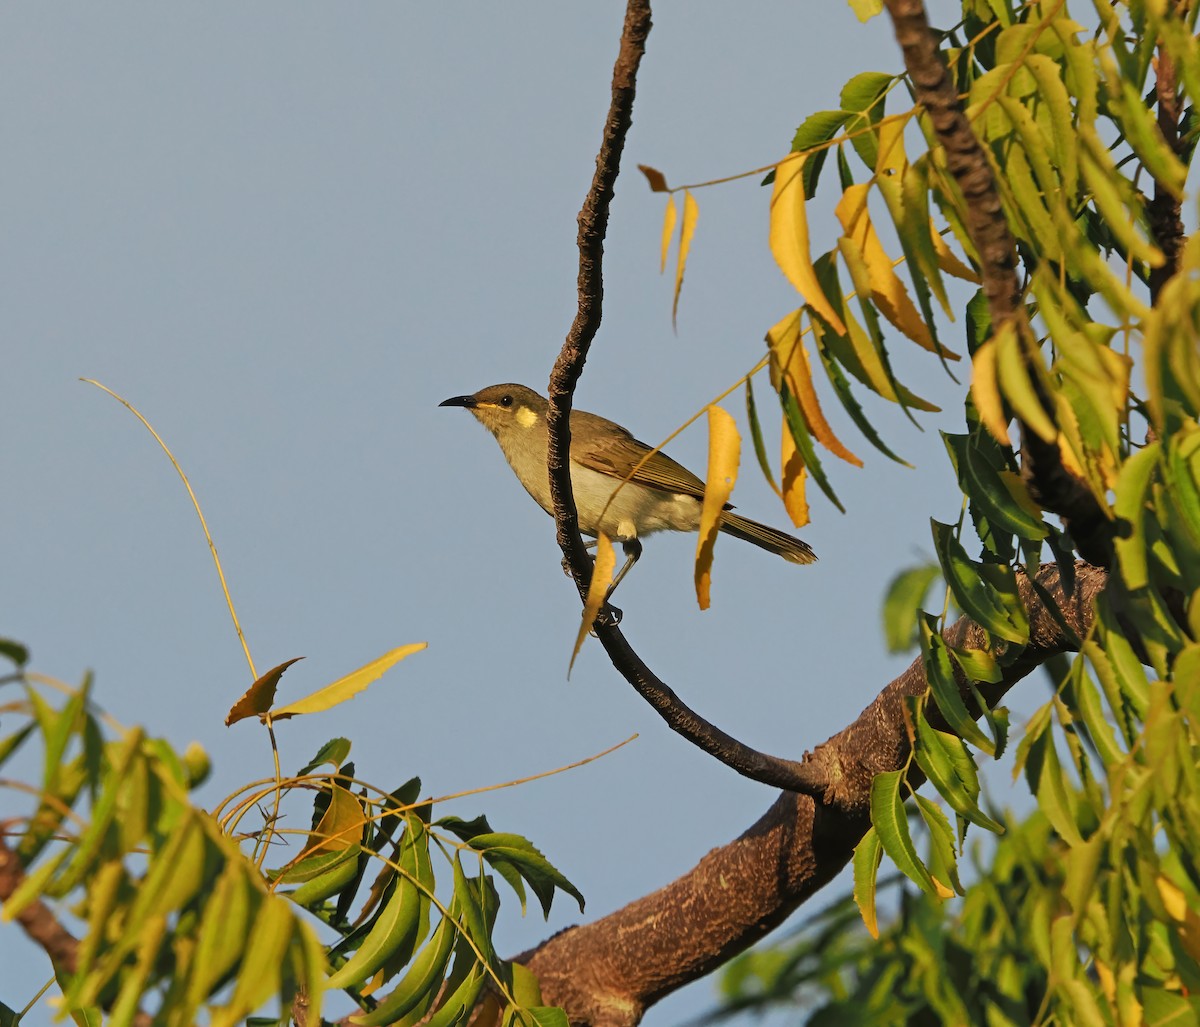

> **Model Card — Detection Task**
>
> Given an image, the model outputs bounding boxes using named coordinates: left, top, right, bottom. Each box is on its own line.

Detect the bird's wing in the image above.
left=570, top=410, right=709, bottom=501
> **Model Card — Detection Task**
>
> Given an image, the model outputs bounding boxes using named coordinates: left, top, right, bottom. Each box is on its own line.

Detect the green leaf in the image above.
left=1068, top=657, right=1126, bottom=769
left=840, top=72, right=893, bottom=170
left=781, top=389, right=845, bottom=512
left=942, top=432, right=1048, bottom=541
left=852, top=827, right=883, bottom=938
left=913, top=794, right=962, bottom=896
left=423, top=963, right=487, bottom=1027
left=185, top=862, right=256, bottom=1010
left=326, top=819, right=428, bottom=990
left=912, top=710, right=1004, bottom=834
left=919, top=613, right=996, bottom=754
left=882, top=565, right=941, bottom=653
left=1114, top=441, right=1161, bottom=591
left=285, top=846, right=362, bottom=908
left=744, top=377, right=779, bottom=496
left=436, top=814, right=494, bottom=843
left=931, top=520, right=1029, bottom=644
left=471, top=833, right=585, bottom=918
left=870, top=770, right=939, bottom=897
left=814, top=339, right=912, bottom=466
left=791, top=110, right=852, bottom=198
left=349, top=898, right=459, bottom=1027
left=297, top=737, right=352, bottom=776
left=0, top=723, right=35, bottom=770
left=0, top=638, right=30, bottom=667
left=1022, top=716, right=1083, bottom=846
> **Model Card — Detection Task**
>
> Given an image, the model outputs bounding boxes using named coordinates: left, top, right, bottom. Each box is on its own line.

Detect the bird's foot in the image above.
left=594, top=603, right=623, bottom=629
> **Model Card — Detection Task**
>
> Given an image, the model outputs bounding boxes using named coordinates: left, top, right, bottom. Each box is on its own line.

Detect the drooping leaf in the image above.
left=870, top=770, right=940, bottom=898
left=272, top=644, right=427, bottom=720
left=770, top=152, right=845, bottom=334
left=658, top=195, right=677, bottom=274
left=882, top=564, right=942, bottom=653
left=694, top=405, right=740, bottom=610
left=672, top=190, right=699, bottom=329
left=225, top=657, right=305, bottom=726
left=570, top=533, right=615, bottom=676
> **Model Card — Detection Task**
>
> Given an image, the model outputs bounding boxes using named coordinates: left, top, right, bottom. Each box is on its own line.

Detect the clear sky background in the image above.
left=0, top=4, right=1014, bottom=1024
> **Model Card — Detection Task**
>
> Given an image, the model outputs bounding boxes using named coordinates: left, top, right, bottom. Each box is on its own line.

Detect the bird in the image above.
left=440, top=384, right=816, bottom=604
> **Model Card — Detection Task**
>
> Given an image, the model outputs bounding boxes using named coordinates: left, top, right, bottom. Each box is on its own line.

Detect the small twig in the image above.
left=543, top=0, right=821, bottom=796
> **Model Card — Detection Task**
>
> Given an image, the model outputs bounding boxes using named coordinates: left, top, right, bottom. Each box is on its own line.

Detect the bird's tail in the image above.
left=719, top=512, right=817, bottom=565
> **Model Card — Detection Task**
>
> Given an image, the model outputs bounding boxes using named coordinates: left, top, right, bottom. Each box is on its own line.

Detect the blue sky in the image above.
left=0, top=5, right=1009, bottom=1023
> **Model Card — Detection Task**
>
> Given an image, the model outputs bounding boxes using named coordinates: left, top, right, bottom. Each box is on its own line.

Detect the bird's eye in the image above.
left=500, top=395, right=513, bottom=407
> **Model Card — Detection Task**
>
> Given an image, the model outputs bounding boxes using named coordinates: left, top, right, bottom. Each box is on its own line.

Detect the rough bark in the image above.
left=525, top=564, right=1107, bottom=1026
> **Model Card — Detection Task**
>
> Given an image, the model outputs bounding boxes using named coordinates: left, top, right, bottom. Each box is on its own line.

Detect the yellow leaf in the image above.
left=848, top=0, right=883, bottom=21
left=971, top=338, right=1010, bottom=445
left=994, top=321, right=1056, bottom=443
left=931, top=876, right=956, bottom=900
left=768, top=323, right=863, bottom=468
left=1051, top=395, right=1096, bottom=489
left=835, top=184, right=957, bottom=359
left=673, top=190, right=699, bottom=329
left=694, top=406, right=740, bottom=610
left=781, top=415, right=810, bottom=528
left=875, top=116, right=907, bottom=176
left=637, top=163, right=670, bottom=193
left=305, top=784, right=367, bottom=856
left=570, top=534, right=616, bottom=675
left=770, top=152, right=846, bottom=335
left=930, top=223, right=981, bottom=283
left=659, top=195, right=677, bottom=274
left=1157, top=875, right=1200, bottom=963
left=765, top=309, right=802, bottom=394
left=271, top=644, right=427, bottom=720
left=225, top=657, right=305, bottom=726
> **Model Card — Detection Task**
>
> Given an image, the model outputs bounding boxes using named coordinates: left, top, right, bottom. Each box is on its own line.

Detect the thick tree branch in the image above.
left=885, top=0, right=1115, bottom=567
left=543, top=0, right=817, bottom=795
left=525, top=563, right=1107, bottom=1027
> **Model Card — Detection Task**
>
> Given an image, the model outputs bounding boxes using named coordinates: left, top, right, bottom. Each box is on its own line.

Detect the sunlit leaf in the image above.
left=272, top=644, right=427, bottom=720
left=870, top=770, right=939, bottom=897
left=672, top=190, right=699, bottom=329
left=658, top=195, right=677, bottom=273
left=571, top=534, right=615, bottom=675
left=770, top=152, right=845, bottom=334
left=780, top=413, right=810, bottom=529
left=695, top=405, right=740, bottom=610
left=225, top=658, right=305, bottom=726
left=852, top=827, right=883, bottom=939
left=768, top=311, right=862, bottom=467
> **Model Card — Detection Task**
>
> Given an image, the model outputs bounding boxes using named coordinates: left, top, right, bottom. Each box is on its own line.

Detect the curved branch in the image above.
left=885, top=0, right=1114, bottom=567
left=546, top=0, right=652, bottom=583
left=542, top=0, right=819, bottom=796
left=524, top=563, right=1107, bottom=1027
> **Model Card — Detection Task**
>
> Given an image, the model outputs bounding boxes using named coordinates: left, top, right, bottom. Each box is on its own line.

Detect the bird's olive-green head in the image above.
left=438, top=384, right=548, bottom=437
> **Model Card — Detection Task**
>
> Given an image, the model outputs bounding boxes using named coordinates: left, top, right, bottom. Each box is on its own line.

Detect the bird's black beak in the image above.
left=439, top=395, right=477, bottom=409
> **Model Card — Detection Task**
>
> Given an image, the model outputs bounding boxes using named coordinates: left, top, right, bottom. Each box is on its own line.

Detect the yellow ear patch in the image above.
left=515, top=406, right=539, bottom=429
